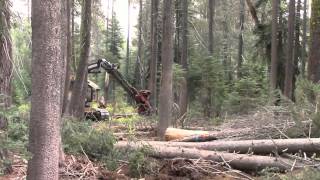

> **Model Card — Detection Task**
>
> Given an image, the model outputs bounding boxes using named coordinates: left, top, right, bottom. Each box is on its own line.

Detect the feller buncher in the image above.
left=84, top=59, right=153, bottom=120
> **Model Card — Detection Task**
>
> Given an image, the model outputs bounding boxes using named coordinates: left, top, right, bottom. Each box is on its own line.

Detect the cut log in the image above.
left=117, top=138, right=320, bottom=154
left=164, top=127, right=255, bottom=141
left=164, top=128, right=210, bottom=141
left=116, top=141, right=310, bottom=171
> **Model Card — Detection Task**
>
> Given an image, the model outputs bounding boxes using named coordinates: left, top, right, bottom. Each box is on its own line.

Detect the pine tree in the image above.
left=0, top=0, right=12, bottom=129
left=107, top=12, right=123, bottom=61
left=307, top=0, right=320, bottom=82
left=27, top=0, right=63, bottom=178
left=68, top=0, right=92, bottom=118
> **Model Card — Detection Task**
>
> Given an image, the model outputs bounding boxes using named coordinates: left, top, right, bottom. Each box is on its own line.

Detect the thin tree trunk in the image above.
left=301, top=0, right=308, bottom=76
left=245, top=0, right=261, bottom=27
left=62, top=0, right=72, bottom=115
left=307, top=0, right=320, bottom=83
left=0, top=0, right=12, bottom=130
left=284, top=0, right=295, bottom=99
left=27, top=0, right=62, bottom=178
left=292, top=0, right=301, bottom=100
left=237, top=0, right=245, bottom=79
left=204, top=0, right=215, bottom=118
left=71, top=0, right=76, bottom=72
left=174, top=0, right=181, bottom=64
left=68, top=0, right=92, bottom=118
left=277, top=2, right=285, bottom=93
left=270, top=0, right=279, bottom=91
left=125, top=0, right=130, bottom=78
left=134, top=0, right=143, bottom=89
left=222, top=3, right=231, bottom=83
left=105, top=0, right=110, bottom=102
left=158, top=0, right=174, bottom=137
left=178, top=0, right=188, bottom=119
left=208, top=0, right=215, bottom=55
left=58, top=0, right=71, bottom=165
left=148, top=0, right=159, bottom=109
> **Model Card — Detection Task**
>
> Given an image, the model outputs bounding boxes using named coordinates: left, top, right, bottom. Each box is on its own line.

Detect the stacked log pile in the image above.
left=115, top=107, right=320, bottom=173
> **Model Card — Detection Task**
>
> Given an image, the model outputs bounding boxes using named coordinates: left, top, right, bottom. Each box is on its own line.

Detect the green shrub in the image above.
left=294, top=78, right=320, bottom=137
left=0, top=105, right=29, bottom=156
left=128, top=146, right=152, bottom=178
left=62, top=119, right=117, bottom=167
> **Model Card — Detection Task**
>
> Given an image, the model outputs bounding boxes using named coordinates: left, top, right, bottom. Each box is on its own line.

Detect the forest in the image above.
left=1, top=0, right=320, bottom=179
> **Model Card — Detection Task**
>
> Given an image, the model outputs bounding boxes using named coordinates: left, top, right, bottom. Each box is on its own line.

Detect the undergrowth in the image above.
left=261, top=167, right=320, bottom=180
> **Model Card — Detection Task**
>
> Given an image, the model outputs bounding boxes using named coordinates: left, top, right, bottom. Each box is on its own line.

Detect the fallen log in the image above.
left=116, top=141, right=311, bottom=171
left=164, top=128, right=210, bottom=141
left=164, top=128, right=252, bottom=141
left=118, top=138, right=320, bottom=154
left=113, top=132, right=152, bottom=137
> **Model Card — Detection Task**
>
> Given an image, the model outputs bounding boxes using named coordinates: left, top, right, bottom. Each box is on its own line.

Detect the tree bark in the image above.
left=222, top=2, right=232, bottom=83
left=122, top=138, right=320, bottom=154
left=208, top=0, right=215, bottom=55
left=284, top=0, right=295, bottom=99
left=174, top=0, right=181, bottom=64
left=237, top=0, right=245, bottom=79
left=245, top=0, right=261, bottom=27
left=204, top=0, right=215, bottom=118
left=301, top=0, right=308, bottom=76
left=270, top=0, right=279, bottom=91
left=71, top=0, right=76, bottom=72
left=27, top=0, right=62, bottom=179
left=158, top=0, right=174, bottom=137
left=148, top=0, right=159, bottom=109
left=125, top=0, right=130, bottom=79
left=134, top=0, right=143, bottom=89
left=62, top=0, right=72, bottom=115
left=68, top=0, right=92, bottom=118
left=307, top=0, right=320, bottom=83
left=116, top=142, right=304, bottom=171
left=0, top=0, right=12, bottom=130
left=178, top=0, right=188, bottom=119
left=292, top=0, right=302, bottom=100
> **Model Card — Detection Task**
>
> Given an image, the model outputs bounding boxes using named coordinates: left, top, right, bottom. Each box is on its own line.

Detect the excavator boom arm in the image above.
left=88, top=59, right=153, bottom=115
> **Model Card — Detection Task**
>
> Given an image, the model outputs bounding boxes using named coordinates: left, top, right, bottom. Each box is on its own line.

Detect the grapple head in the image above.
left=134, top=90, right=153, bottom=115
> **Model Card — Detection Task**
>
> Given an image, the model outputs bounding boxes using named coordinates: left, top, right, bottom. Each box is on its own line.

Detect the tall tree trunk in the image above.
left=284, top=0, right=295, bottom=99
left=174, top=0, right=181, bottom=64
left=27, top=0, right=62, bottom=179
left=292, top=0, right=301, bottom=100
left=204, top=0, right=215, bottom=118
left=301, top=0, right=308, bottom=76
left=178, top=0, right=188, bottom=119
left=270, top=0, right=279, bottom=91
left=68, top=0, right=92, bottom=118
left=104, top=0, right=110, bottom=102
left=307, top=0, right=320, bottom=83
left=135, top=0, right=143, bottom=89
left=245, top=0, right=261, bottom=27
left=237, top=0, right=245, bottom=79
left=208, top=0, right=215, bottom=55
left=277, top=1, right=286, bottom=93
left=71, top=0, right=76, bottom=72
left=0, top=0, right=12, bottom=130
left=222, top=1, right=231, bottom=83
left=158, top=0, right=174, bottom=137
left=126, top=0, right=130, bottom=78
left=58, top=0, right=71, bottom=165
left=62, top=0, right=72, bottom=115
left=148, top=0, right=159, bottom=108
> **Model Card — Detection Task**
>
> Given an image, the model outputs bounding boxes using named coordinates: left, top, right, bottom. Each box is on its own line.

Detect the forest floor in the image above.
left=2, top=106, right=320, bottom=179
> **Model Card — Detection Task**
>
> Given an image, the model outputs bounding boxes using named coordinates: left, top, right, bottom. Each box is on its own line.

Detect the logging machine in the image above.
left=84, top=59, right=153, bottom=120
